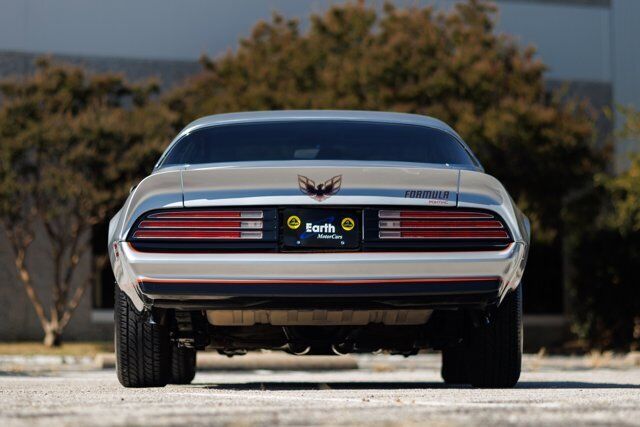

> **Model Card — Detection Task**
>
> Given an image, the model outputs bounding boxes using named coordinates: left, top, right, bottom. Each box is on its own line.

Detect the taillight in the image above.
left=132, top=230, right=263, bottom=240
left=129, top=208, right=278, bottom=252
left=138, top=220, right=263, bottom=230
left=130, top=207, right=511, bottom=253
left=378, top=210, right=493, bottom=219
left=362, top=208, right=511, bottom=251
left=378, top=220, right=503, bottom=229
left=147, top=210, right=263, bottom=219
left=377, top=210, right=509, bottom=240
left=131, top=210, right=267, bottom=240
left=379, top=230, right=509, bottom=239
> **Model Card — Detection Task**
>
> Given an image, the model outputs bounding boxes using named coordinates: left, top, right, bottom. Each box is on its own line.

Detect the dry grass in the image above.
left=0, top=342, right=113, bottom=356
left=527, top=347, right=547, bottom=371
left=371, top=363, right=397, bottom=373
left=585, top=350, right=615, bottom=368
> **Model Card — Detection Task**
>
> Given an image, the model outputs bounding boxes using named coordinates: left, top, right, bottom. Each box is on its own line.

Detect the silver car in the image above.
left=109, top=111, right=530, bottom=388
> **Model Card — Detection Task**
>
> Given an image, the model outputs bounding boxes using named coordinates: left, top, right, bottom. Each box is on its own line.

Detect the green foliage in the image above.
left=605, top=155, right=640, bottom=233
left=0, top=58, right=173, bottom=227
left=568, top=228, right=640, bottom=349
left=567, top=107, right=640, bottom=350
left=605, top=108, right=640, bottom=233
left=165, top=0, right=603, bottom=241
left=0, top=59, right=175, bottom=345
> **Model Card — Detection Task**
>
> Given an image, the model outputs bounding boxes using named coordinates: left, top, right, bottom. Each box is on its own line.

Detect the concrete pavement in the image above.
left=0, top=354, right=639, bottom=426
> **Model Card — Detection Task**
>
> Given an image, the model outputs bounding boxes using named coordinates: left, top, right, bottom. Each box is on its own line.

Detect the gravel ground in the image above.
left=1, top=354, right=639, bottom=426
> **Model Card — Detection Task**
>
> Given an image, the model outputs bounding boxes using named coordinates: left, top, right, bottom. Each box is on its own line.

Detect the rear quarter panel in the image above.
left=458, top=169, right=529, bottom=244
left=108, top=169, right=183, bottom=309
left=458, top=169, right=530, bottom=296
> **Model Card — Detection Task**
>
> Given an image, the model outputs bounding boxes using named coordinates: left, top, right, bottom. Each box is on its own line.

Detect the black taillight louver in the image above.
left=363, top=208, right=512, bottom=251
left=128, top=208, right=278, bottom=252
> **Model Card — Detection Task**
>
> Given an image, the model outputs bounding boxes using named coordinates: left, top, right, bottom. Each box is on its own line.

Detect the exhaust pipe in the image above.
left=331, top=343, right=355, bottom=355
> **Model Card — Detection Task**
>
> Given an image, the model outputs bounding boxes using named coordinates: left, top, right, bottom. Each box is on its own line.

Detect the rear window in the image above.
left=161, top=120, right=475, bottom=167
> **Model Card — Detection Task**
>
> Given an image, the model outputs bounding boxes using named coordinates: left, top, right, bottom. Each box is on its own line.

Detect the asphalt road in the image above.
left=1, top=354, right=639, bottom=426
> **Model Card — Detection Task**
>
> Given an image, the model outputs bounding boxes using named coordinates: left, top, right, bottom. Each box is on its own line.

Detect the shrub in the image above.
left=567, top=108, right=640, bottom=350
left=165, top=0, right=604, bottom=313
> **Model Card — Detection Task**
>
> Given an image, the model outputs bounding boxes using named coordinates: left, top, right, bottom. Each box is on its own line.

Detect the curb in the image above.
left=95, top=352, right=359, bottom=371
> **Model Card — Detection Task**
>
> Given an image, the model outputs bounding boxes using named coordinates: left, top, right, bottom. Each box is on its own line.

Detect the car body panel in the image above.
left=109, top=111, right=529, bottom=312
left=181, top=161, right=459, bottom=208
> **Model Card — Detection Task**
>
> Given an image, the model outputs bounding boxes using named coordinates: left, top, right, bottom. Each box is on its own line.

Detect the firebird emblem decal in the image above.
left=298, top=175, right=342, bottom=202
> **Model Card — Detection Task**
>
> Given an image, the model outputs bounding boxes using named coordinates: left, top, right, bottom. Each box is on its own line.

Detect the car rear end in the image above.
left=109, top=111, right=529, bottom=388
left=113, top=162, right=526, bottom=316
left=124, top=205, right=520, bottom=308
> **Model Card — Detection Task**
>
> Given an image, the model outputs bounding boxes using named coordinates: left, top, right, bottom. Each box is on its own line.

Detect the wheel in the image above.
left=115, top=286, right=170, bottom=388
left=170, top=346, right=197, bottom=384
left=466, top=285, right=523, bottom=388
left=441, top=346, right=468, bottom=384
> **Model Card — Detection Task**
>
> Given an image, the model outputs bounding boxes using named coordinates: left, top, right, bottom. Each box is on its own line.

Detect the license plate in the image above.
left=282, top=209, right=360, bottom=249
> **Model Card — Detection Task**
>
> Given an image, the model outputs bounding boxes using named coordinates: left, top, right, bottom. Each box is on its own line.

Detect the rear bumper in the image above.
left=142, top=278, right=502, bottom=311
left=112, top=241, right=527, bottom=310
left=138, top=277, right=500, bottom=297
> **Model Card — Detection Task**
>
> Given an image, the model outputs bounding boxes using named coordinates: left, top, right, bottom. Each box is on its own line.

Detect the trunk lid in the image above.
left=180, top=161, right=460, bottom=208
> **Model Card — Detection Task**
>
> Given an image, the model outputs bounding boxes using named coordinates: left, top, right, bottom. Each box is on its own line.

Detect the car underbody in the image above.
left=159, top=305, right=490, bottom=357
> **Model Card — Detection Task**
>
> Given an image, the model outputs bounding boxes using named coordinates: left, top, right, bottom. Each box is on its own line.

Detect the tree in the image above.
left=165, top=0, right=601, bottom=229
left=0, top=59, right=174, bottom=346
left=606, top=107, right=640, bottom=233
left=165, top=0, right=604, bottom=312
left=566, top=107, right=640, bottom=349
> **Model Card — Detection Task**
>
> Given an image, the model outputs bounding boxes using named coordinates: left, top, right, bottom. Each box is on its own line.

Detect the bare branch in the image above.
left=58, top=282, right=87, bottom=330
left=62, top=220, right=85, bottom=288
left=59, top=254, right=106, bottom=330
left=11, top=241, right=49, bottom=332
left=59, top=224, right=84, bottom=312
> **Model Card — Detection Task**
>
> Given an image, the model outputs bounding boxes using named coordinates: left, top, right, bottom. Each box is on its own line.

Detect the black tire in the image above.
left=466, top=285, right=523, bottom=388
left=115, top=286, right=170, bottom=388
left=441, top=346, right=468, bottom=384
left=170, top=346, right=197, bottom=385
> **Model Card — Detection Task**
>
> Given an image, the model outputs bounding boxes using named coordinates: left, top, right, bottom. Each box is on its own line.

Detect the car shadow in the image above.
left=0, top=369, right=50, bottom=377
left=198, top=381, right=640, bottom=391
